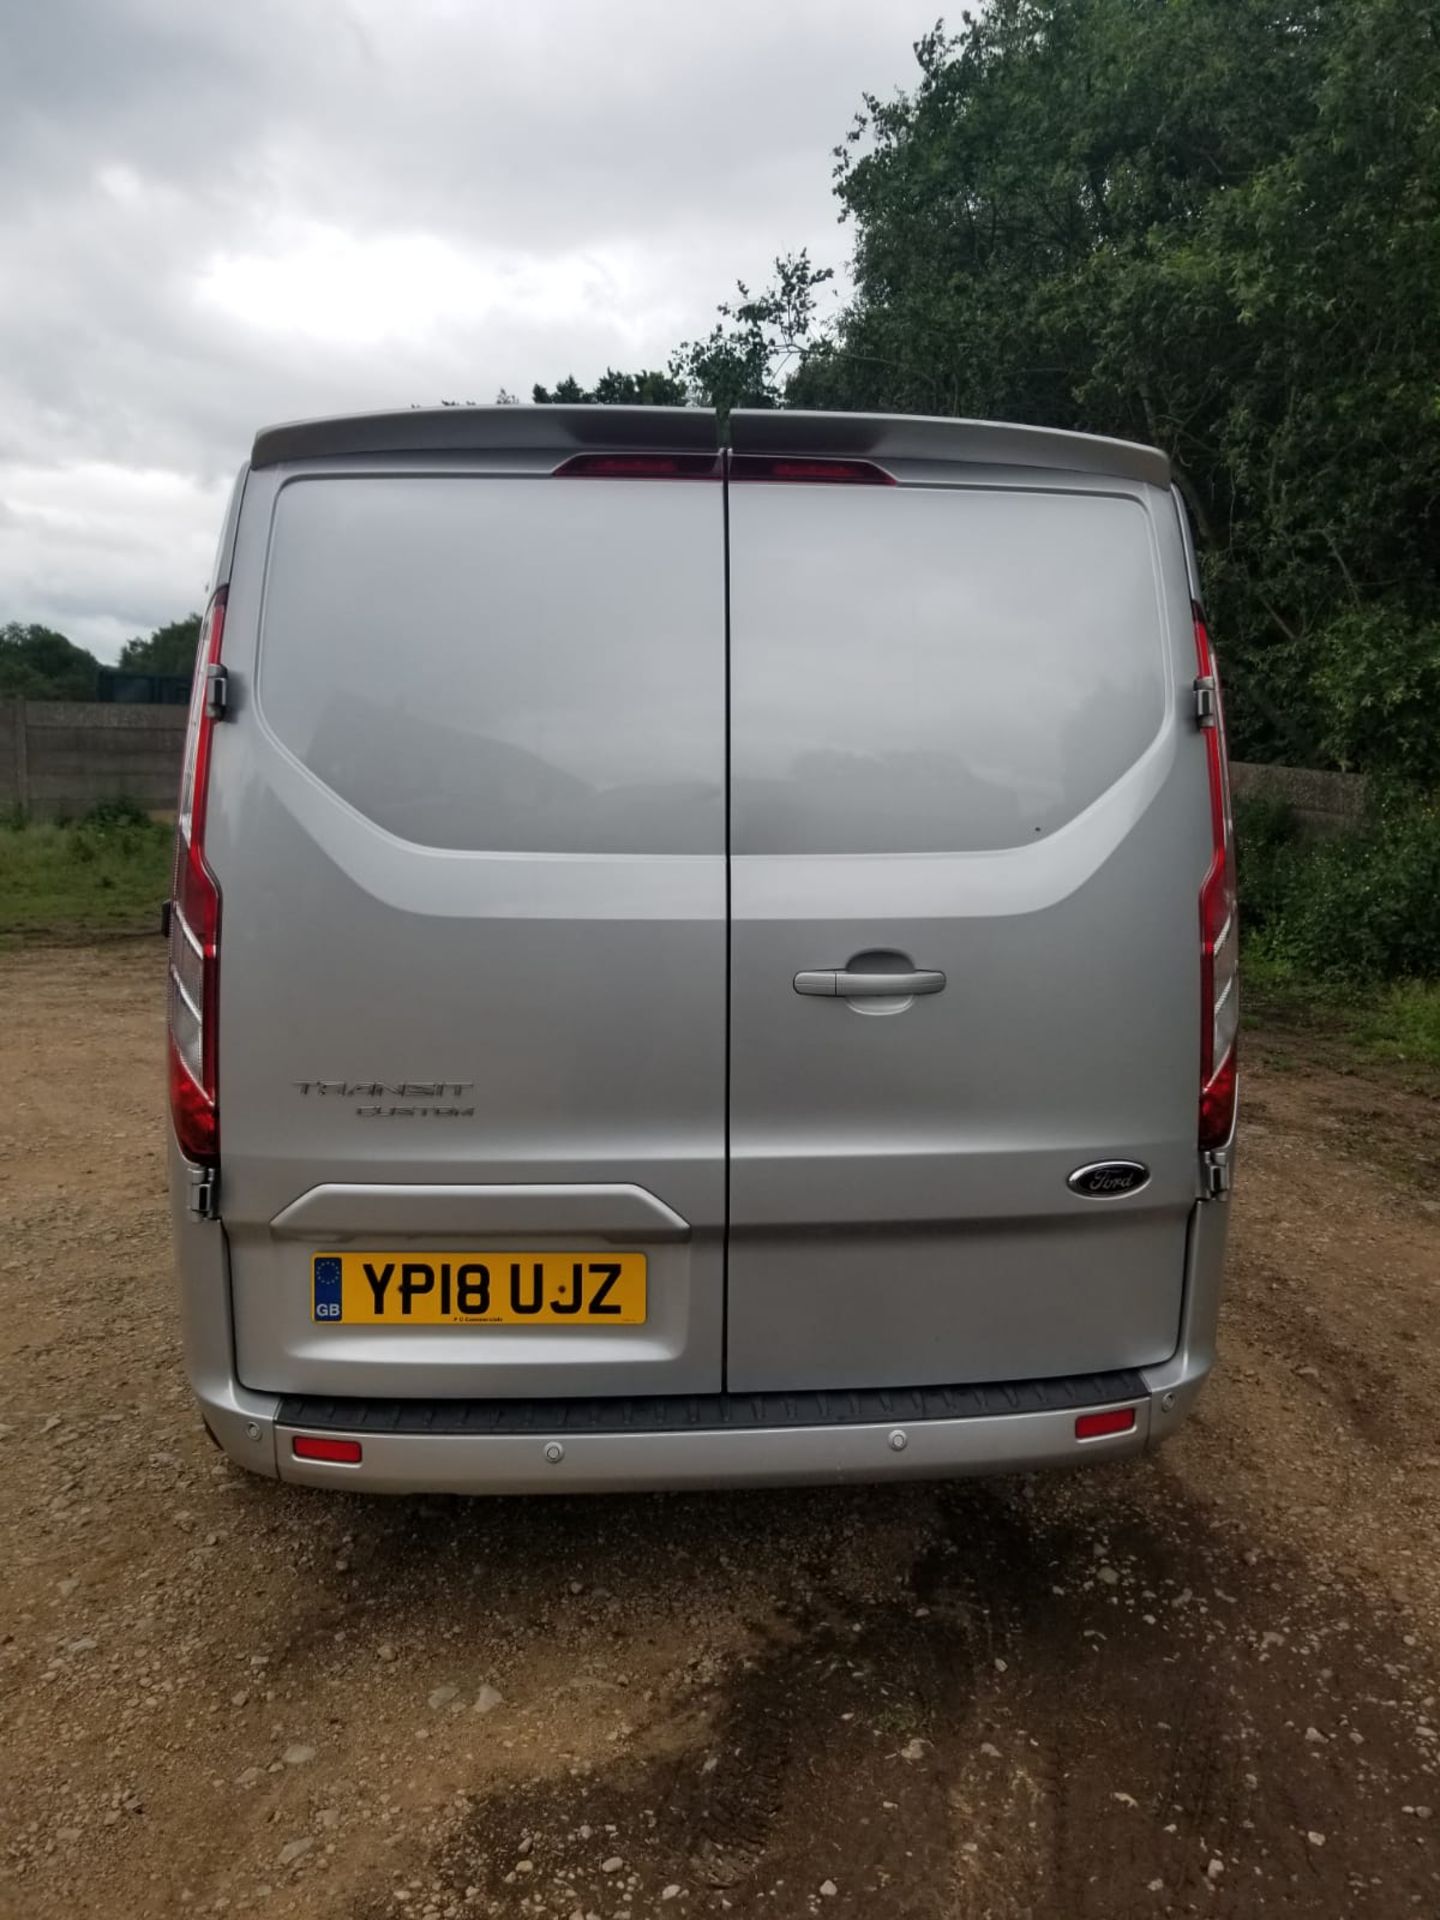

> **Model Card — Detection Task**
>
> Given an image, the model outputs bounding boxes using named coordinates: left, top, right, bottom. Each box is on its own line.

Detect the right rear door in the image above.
left=725, top=455, right=1209, bottom=1392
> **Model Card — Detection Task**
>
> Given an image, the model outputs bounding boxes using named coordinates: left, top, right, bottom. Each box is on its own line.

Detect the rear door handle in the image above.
left=794, top=969, right=946, bottom=998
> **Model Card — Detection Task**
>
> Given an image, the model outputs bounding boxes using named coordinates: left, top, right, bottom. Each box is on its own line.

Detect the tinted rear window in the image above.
left=728, top=485, right=1169, bottom=854
left=257, top=475, right=725, bottom=854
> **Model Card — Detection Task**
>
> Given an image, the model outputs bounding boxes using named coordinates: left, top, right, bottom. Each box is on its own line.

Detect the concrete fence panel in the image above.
left=1229, top=760, right=1367, bottom=836
left=0, top=699, right=1374, bottom=834
left=2, top=699, right=188, bottom=819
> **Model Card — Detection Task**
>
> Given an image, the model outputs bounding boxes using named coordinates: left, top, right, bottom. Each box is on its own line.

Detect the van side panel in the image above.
left=208, top=462, right=729, bottom=1398
left=726, top=473, right=1207, bottom=1391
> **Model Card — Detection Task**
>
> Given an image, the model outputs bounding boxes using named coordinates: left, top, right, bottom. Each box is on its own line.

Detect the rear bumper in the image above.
left=172, top=1148, right=1229, bottom=1497
left=271, top=1388, right=1152, bottom=1492
left=189, top=1361, right=1205, bottom=1495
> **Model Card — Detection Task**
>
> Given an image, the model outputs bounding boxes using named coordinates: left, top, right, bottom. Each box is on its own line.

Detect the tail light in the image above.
left=1195, top=604, right=1237, bottom=1150
left=727, top=454, right=895, bottom=485
left=168, top=589, right=226, bottom=1164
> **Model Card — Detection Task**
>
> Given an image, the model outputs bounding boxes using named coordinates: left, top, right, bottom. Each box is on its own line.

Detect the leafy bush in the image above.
left=1238, top=800, right=1440, bottom=984
left=1311, top=606, right=1440, bottom=790
left=1233, top=794, right=1303, bottom=939
left=80, top=796, right=153, bottom=830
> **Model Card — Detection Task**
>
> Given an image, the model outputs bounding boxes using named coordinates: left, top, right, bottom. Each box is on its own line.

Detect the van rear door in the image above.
left=724, top=415, right=1208, bottom=1392
left=208, top=411, right=728, bottom=1399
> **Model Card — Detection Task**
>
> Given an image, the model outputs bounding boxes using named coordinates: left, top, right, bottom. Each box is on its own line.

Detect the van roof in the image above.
left=250, top=405, right=1169, bottom=488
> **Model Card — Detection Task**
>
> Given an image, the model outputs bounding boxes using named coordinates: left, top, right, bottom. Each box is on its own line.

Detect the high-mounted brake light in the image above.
left=552, top=452, right=720, bottom=479
left=727, top=454, right=896, bottom=485
left=552, top=452, right=895, bottom=483
left=168, top=589, right=226, bottom=1165
left=1195, top=603, right=1238, bottom=1151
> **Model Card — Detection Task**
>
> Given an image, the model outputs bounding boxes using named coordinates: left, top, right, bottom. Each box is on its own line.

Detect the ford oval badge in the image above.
left=1068, top=1160, right=1150, bottom=1199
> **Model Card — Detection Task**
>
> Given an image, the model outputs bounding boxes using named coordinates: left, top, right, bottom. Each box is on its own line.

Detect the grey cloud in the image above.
left=0, top=0, right=936, bottom=656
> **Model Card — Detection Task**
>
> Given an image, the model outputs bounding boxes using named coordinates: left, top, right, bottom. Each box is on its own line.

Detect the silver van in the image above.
left=167, top=405, right=1237, bottom=1494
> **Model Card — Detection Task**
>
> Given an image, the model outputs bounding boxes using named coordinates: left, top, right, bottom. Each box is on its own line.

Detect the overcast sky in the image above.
left=0, top=0, right=939, bottom=662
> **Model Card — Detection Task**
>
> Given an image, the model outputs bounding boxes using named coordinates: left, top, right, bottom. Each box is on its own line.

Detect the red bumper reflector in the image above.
left=1075, top=1407, right=1137, bottom=1441
left=292, top=1435, right=363, bottom=1464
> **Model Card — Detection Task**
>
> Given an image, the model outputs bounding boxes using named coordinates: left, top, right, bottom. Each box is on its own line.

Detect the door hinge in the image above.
left=187, top=1162, right=220, bottom=1221
left=204, top=663, right=230, bottom=721
left=1193, top=676, right=1218, bottom=728
left=1200, top=1150, right=1232, bottom=1199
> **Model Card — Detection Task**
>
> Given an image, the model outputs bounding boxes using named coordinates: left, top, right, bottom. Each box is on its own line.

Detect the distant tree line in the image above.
left=0, top=615, right=201, bottom=701
left=532, top=0, right=1440, bottom=786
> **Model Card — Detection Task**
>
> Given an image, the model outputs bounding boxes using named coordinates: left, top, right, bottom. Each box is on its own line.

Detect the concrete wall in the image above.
left=1229, top=760, right=1366, bottom=836
left=0, top=699, right=188, bottom=819
left=0, top=700, right=1371, bottom=833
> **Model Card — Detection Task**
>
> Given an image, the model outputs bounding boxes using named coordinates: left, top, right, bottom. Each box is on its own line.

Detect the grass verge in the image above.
left=1243, top=949, right=1440, bottom=1070
left=0, top=807, right=172, bottom=943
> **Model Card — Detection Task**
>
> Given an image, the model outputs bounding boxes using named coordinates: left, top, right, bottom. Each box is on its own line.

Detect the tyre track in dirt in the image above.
left=2, top=946, right=1439, bottom=1919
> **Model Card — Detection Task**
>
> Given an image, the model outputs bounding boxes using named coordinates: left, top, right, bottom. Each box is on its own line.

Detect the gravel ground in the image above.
left=2, top=943, right=1439, bottom=1919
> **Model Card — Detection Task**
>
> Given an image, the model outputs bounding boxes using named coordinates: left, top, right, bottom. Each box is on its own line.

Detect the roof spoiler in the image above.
left=729, top=410, right=1170, bottom=488
left=251, top=405, right=719, bottom=469
left=251, top=404, right=1167, bottom=488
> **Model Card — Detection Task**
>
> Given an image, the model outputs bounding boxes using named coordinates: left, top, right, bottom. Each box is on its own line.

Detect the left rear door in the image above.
left=209, top=440, right=729, bottom=1399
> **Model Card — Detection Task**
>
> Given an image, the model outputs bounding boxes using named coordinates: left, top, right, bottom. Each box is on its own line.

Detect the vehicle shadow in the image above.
left=225, top=1458, right=1440, bottom=1919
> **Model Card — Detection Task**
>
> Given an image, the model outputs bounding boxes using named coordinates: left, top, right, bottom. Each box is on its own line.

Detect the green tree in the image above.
left=532, top=256, right=836, bottom=417
left=0, top=623, right=100, bottom=700
left=782, top=1, right=1440, bottom=774
left=670, top=251, right=836, bottom=414
left=533, top=367, right=688, bottom=406
left=118, top=614, right=203, bottom=679
left=521, top=3, right=1440, bottom=782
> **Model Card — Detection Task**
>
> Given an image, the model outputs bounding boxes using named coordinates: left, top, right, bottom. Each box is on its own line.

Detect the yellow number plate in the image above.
left=311, top=1252, right=646, bottom=1325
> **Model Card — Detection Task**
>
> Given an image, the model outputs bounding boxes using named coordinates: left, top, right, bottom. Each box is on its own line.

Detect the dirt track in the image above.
left=2, top=943, right=1439, bottom=1919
